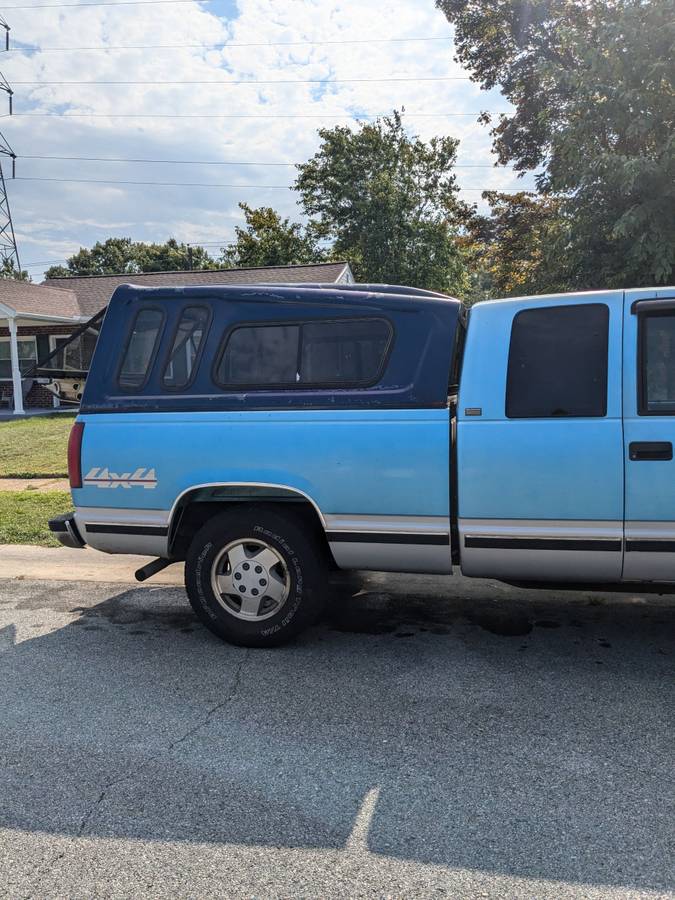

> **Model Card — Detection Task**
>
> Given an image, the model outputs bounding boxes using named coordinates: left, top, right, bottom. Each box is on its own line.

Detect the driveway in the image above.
left=0, top=571, right=673, bottom=898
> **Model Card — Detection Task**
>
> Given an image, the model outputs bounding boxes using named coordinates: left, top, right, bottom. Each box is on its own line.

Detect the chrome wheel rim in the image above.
left=210, top=538, right=290, bottom=621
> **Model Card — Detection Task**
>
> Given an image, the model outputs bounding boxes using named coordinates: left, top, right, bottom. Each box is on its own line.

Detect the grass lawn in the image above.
left=0, top=414, right=75, bottom=478
left=0, top=491, right=72, bottom=546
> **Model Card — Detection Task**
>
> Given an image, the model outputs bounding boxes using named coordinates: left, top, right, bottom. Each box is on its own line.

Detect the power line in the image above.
left=15, top=175, right=523, bottom=190
left=12, top=111, right=491, bottom=119
left=20, top=153, right=497, bottom=167
left=18, top=176, right=291, bottom=187
left=11, top=36, right=454, bottom=52
left=5, top=0, right=216, bottom=9
left=15, top=75, right=472, bottom=85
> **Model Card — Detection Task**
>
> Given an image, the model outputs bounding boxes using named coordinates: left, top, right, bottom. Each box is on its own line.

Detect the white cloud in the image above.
left=2, top=0, right=531, bottom=279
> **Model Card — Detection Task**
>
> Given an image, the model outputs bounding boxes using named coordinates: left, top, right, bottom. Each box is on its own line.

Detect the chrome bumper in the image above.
left=48, top=512, right=86, bottom=550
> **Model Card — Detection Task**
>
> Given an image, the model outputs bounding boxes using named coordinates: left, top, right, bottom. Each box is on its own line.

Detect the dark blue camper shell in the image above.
left=80, top=283, right=463, bottom=414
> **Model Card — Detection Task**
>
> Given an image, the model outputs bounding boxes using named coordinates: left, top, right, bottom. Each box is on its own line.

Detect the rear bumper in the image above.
left=48, top=512, right=86, bottom=550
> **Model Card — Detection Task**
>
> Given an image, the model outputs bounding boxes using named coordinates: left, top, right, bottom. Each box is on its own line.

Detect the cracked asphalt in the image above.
left=0, top=571, right=673, bottom=899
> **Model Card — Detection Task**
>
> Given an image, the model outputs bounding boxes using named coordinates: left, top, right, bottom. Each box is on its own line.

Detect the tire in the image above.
left=184, top=505, right=326, bottom=647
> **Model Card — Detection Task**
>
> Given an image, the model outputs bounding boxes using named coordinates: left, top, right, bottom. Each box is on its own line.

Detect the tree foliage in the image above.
left=463, top=191, right=570, bottom=301
left=295, top=111, right=469, bottom=293
left=221, top=203, right=324, bottom=268
left=436, top=0, right=674, bottom=287
left=44, top=237, right=218, bottom=278
left=0, top=258, right=30, bottom=281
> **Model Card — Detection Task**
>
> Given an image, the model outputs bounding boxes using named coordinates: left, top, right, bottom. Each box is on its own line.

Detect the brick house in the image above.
left=0, top=261, right=354, bottom=414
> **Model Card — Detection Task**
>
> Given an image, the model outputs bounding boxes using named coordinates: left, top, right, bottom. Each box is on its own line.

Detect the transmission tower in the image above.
left=0, top=14, right=19, bottom=273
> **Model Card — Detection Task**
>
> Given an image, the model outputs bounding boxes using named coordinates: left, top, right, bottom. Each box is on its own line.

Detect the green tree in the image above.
left=44, top=237, right=218, bottom=278
left=221, top=202, right=324, bottom=268
left=295, top=111, right=469, bottom=293
left=436, top=0, right=674, bottom=287
left=0, top=257, right=30, bottom=281
left=464, top=191, right=570, bottom=300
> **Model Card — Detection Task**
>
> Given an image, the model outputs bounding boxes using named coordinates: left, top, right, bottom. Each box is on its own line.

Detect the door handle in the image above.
left=629, top=441, right=673, bottom=461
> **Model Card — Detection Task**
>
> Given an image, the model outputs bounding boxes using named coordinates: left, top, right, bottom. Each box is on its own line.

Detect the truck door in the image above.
left=457, top=291, right=624, bottom=582
left=623, top=288, right=675, bottom=580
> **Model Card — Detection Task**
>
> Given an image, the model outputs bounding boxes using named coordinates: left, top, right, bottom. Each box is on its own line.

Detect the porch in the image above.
left=0, top=300, right=85, bottom=416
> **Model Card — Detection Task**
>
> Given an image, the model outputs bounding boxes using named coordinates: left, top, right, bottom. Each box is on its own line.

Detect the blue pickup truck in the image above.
left=50, top=281, right=675, bottom=646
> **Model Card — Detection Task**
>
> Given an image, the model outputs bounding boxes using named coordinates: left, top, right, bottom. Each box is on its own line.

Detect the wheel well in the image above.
left=169, top=486, right=334, bottom=565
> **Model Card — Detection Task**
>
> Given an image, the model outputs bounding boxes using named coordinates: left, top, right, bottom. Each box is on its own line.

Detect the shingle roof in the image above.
left=44, top=261, right=352, bottom=317
left=0, top=279, right=81, bottom=319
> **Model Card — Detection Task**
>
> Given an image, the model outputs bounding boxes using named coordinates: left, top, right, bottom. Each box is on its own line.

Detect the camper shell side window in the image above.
left=213, top=318, right=394, bottom=390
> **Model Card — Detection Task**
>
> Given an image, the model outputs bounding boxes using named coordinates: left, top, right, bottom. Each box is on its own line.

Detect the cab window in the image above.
left=639, top=311, right=675, bottom=414
left=506, top=304, right=609, bottom=418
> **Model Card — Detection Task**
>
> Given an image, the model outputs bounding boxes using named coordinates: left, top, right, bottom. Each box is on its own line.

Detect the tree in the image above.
left=464, top=191, right=570, bottom=300
left=221, top=203, right=324, bottom=268
left=436, top=0, right=674, bottom=287
left=44, top=238, right=218, bottom=278
left=0, top=258, right=30, bottom=281
left=295, top=111, right=469, bottom=293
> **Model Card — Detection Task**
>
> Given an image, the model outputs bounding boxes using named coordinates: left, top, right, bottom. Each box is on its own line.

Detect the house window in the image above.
left=48, top=331, right=98, bottom=372
left=214, top=319, right=393, bottom=388
left=0, top=337, right=37, bottom=380
left=506, top=304, right=609, bottom=418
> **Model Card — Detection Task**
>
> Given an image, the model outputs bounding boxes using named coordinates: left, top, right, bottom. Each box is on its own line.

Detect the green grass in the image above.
left=0, top=414, right=75, bottom=477
left=0, top=491, right=72, bottom=546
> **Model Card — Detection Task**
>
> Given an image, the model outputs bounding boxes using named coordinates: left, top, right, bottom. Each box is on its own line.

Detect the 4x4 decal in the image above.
left=84, top=467, right=157, bottom=489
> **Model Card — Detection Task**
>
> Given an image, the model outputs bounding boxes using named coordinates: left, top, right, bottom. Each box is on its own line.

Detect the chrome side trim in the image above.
left=74, top=507, right=170, bottom=558
left=624, top=521, right=675, bottom=580
left=326, top=514, right=451, bottom=573
left=458, top=518, right=623, bottom=582
left=328, top=541, right=453, bottom=574
left=323, top=513, right=449, bottom=536
left=460, top=519, right=624, bottom=540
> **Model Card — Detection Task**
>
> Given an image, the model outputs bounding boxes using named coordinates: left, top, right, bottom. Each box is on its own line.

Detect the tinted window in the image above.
left=301, top=320, right=391, bottom=384
left=217, top=325, right=300, bottom=385
left=163, top=306, right=210, bottom=389
left=506, top=304, right=609, bottom=418
left=215, top=319, right=391, bottom=388
left=640, top=312, right=675, bottom=414
left=118, top=308, right=164, bottom=390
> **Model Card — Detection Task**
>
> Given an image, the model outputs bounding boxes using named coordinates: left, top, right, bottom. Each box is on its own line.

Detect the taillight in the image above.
left=67, top=421, right=85, bottom=489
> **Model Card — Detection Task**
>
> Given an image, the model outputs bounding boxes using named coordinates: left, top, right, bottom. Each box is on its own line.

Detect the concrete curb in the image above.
left=0, top=544, right=184, bottom=585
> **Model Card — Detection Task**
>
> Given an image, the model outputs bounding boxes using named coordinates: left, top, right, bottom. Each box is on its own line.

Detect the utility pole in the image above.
left=0, top=14, right=20, bottom=273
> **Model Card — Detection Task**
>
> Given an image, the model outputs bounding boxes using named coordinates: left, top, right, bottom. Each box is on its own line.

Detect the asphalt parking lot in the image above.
left=0, top=571, right=673, bottom=899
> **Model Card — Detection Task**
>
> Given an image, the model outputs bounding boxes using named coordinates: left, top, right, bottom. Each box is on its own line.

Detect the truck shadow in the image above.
left=1, top=574, right=673, bottom=892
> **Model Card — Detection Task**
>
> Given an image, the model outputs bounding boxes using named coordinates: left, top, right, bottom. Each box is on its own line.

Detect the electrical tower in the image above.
left=0, top=14, right=19, bottom=273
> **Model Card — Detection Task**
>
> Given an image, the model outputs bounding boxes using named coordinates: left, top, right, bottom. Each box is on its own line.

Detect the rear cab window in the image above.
left=506, top=303, right=609, bottom=418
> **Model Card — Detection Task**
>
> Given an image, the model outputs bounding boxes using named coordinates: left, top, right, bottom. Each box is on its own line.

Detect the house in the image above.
left=0, top=261, right=354, bottom=414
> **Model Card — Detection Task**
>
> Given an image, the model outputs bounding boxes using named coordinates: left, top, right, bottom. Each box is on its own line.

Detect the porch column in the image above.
left=7, top=316, right=24, bottom=415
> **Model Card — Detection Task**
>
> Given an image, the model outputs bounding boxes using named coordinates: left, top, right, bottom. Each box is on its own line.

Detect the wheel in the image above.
left=184, top=506, right=326, bottom=647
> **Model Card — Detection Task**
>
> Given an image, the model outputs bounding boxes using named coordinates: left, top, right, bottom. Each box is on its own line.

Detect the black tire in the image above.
left=184, top=505, right=326, bottom=647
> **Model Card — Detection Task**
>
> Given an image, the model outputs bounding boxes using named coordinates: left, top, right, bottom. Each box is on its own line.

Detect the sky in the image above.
left=1, top=0, right=534, bottom=281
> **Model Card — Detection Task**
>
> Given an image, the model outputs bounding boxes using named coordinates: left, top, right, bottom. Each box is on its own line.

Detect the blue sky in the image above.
left=2, top=0, right=533, bottom=280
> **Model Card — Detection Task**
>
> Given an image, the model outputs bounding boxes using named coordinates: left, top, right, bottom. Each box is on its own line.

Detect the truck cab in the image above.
left=50, top=282, right=675, bottom=646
